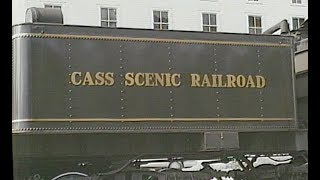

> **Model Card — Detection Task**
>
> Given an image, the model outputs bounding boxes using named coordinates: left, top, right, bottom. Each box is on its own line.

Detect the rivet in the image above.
left=216, top=91, right=219, bottom=94
left=216, top=99, right=219, bottom=102
left=120, top=45, right=122, bottom=48
left=121, top=107, right=124, bottom=109
left=170, top=91, right=173, bottom=94
left=258, top=70, right=261, bottom=72
left=170, top=114, right=174, bottom=117
left=258, top=62, right=261, bottom=65
left=168, top=60, right=171, bottom=62
left=120, top=66, right=123, bottom=69
left=121, top=98, right=124, bottom=101
left=68, top=65, right=72, bottom=68
left=69, top=106, right=72, bottom=109
left=170, top=99, right=173, bottom=102
left=69, top=82, right=71, bottom=84
left=260, top=107, right=264, bottom=109
left=214, top=61, right=217, bottom=64
left=170, top=106, right=173, bottom=110
left=69, top=98, right=72, bottom=100
left=69, top=115, right=73, bottom=117
left=120, top=74, right=123, bottom=77
left=120, top=58, right=123, bottom=61
left=121, top=90, right=124, bottom=93
left=260, top=99, right=264, bottom=102
left=68, top=90, right=72, bottom=92
left=215, top=68, right=218, bottom=71
left=168, top=47, right=171, bottom=49
left=168, top=52, right=171, bottom=55
left=120, top=50, right=122, bottom=53
left=217, top=107, right=220, bottom=109
left=68, top=57, right=71, bottom=60
left=261, top=114, right=264, bottom=117
left=217, top=114, right=220, bottom=117
left=169, top=67, right=172, bottom=70
left=121, top=115, right=125, bottom=117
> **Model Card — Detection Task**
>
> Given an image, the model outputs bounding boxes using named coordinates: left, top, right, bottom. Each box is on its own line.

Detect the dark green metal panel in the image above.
left=12, top=24, right=297, bottom=133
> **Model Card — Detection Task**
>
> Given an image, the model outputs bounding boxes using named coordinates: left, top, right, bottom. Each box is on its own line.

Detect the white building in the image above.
left=12, top=0, right=308, bottom=34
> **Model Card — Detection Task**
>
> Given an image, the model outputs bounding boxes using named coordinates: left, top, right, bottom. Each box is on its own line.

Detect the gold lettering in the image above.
left=145, top=73, right=154, bottom=87
left=191, top=74, right=201, bottom=87
left=201, top=74, right=211, bottom=87
left=256, top=75, right=266, bottom=88
left=135, top=73, right=145, bottom=86
left=154, top=73, right=165, bottom=86
left=226, top=75, right=236, bottom=88
left=211, top=75, right=218, bottom=87
left=246, top=75, right=256, bottom=88
left=217, top=75, right=227, bottom=87
left=164, top=73, right=172, bottom=87
left=94, top=72, right=105, bottom=86
left=171, top=73, right=181, bottom=87
left=70, top=72, right=266, bottom=89
left=104, top=72, right=114, bottom=86
left=125, top=73, right=135, bottom=86
left=83, top=72, right=94, bottom=86
left=70, top=72, right=82, bottom=86
left=236, top=75, right=246, bottom=88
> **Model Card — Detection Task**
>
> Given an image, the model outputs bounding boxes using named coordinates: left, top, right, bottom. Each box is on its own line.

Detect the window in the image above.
left=44, top=4, right=61, bottom=9
left=247, top=0, right=262, bottom=4
left=153, top=11, right=169, bottom=30
left=101, top=8, right=117, bottom=28
left=202, top=13, right=217, bottom=32
left=292, top=0, right=302, bottom=4
left=292, top=17, right=305, bottom=30
left=248, top=16, right=262, bottom=34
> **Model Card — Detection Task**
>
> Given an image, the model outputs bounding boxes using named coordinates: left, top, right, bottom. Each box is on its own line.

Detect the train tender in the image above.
left=12, top=8, right=307, bottom=180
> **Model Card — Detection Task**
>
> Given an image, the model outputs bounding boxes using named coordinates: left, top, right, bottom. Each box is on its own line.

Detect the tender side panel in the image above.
left=12, top=25, right=296, bottom=133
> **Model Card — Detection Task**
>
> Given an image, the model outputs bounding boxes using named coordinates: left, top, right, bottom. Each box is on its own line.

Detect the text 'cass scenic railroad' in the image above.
left=70, top=72, right=266, bottom=88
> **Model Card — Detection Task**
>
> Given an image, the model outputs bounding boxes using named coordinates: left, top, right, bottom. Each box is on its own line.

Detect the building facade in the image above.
left=13, top=0, right=308, bottom=34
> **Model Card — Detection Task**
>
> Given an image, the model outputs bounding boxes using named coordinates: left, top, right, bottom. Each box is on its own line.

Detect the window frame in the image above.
left=246, top=0, right=263, bottom=4
left=292, top=17, right=305, bottom=30
left=100, top=7, right=118, bottom=28
left=202, top=13, right=218, bottom=32
left=247, top=15, right=262, bottom=34
left=153, top=10, right=170, bottom=30
left=44, top=4, right=62, bottom=9
left=292, top=0, right=302, bottom=4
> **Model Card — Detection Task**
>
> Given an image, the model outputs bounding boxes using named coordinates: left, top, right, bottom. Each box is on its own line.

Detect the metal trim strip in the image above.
left=12, top=33, right=290, bottom=47
left=12, top=124, right=296, bottom=134
left=12, top=118, right=293, bottom=123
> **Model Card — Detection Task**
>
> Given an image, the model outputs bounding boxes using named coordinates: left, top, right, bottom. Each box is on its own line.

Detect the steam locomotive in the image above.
left=12, top=8, right=307, bottom=179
